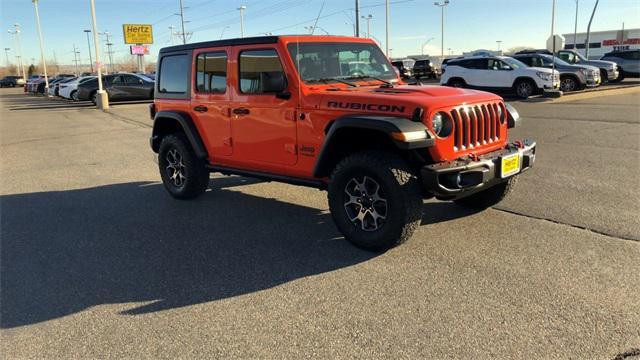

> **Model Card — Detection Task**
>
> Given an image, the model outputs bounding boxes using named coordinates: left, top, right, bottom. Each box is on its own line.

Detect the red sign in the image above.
left=130, top=45, right=149, bottom=55
left=602, top=38, right=640, bottom=46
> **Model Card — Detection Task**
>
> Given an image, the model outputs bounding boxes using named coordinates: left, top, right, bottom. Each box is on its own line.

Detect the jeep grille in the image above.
left=449, top=103, right=503, bottom=151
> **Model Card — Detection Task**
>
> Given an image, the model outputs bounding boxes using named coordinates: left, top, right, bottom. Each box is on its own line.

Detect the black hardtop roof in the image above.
left=159, top=36, right=279, bottom=53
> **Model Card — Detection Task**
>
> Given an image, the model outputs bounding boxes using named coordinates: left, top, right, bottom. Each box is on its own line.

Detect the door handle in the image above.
left=232, top=108, right=250, bottom=115
left=193, top=105, right=208, bottom=113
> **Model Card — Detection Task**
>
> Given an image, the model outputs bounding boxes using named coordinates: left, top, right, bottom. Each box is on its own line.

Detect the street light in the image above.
left=3, top=48, right=10, bottom=68
left=8, top=24, right=27, bottom=80
left=434, top=0, right=450, bottom=66
left=496, top=40, right=502, bottom=51
left=220, top=25, right=230, bottom=39
left=32, top=0, right=49, bottom=94
left=84, top=29, right=93, bottom=73
left=361, top=14, right=372, bottom=38
left=238, top=5, right=247, bottom=38
left=421, top=37, right=435, bottom=55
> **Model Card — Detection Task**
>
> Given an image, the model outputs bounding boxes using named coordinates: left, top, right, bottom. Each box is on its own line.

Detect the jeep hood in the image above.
left=306, top=85, right=502, bottom=116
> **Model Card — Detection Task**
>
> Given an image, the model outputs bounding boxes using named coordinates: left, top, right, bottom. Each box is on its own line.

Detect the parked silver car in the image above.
left=600, top=49, right=640, bottom=80
left=556, top=50, right=620, bottom=82
left=513, top=53, right=601, bottom=91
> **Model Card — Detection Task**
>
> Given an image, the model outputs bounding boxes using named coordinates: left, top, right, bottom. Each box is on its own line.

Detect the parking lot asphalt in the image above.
left=1, top=87, right=639, bottom=359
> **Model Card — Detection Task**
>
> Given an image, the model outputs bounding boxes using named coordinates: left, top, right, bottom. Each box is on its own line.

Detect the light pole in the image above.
left=3, top=48, right=10, bottom=68
left=178, top=0, right=187, bottom=44
left=434, top=0, right=450, bottom=66
left=385, top=0, right=390, bottom=56
left=90, top=0, right=108, bottom=109
left=8, top=24, right=27, bottom=81
left=84, top=29, right=93, bottom=73
left=238, top=6, right=246, bottom=38
left=573, top=0, right=578, bottom=49
left=421, top=37, right=434, bottom=55
left=448, top=48, right=452, bottom=55
left=168, top=25, right=176, bottom=45
left=220, top=25, right=230, bottom=39
left=585, top=0, right=599, bottom=58
left=361, top=14, right=372, bottom=38
left=73, top=44, right=80, bottom=76
left=496, top=40, right=502, bottom=51
left=355, top=0, right=360, bottom=37
left=32, top=0, right=49, bottom=93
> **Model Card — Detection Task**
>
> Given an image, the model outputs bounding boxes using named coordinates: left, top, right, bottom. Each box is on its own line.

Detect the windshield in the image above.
left=502, top=57, right=527, bottom=69
left=574, top=52, right=588, bottom=61
left=287, top=42, right=397, bottom=84
left=135, top=74, right=154, bottom=82
left=540, top=54, right=570, bottom=66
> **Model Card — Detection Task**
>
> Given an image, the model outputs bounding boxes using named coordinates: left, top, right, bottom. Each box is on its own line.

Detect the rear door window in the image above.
left=239, top=49, right=285, bottom=94
left=159, top=54, right=190, bottom=94
left=195, top=51, right=227, bottom=93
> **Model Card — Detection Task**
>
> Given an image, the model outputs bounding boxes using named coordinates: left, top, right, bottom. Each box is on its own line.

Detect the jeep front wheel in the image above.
left=328, top=151, right=423, bottom=251
left=454, top=176, right=518, bottom=209
left=158, top=133, right=209, bottom=199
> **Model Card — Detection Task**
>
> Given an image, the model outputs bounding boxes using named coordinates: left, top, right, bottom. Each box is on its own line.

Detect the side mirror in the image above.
left=138, top=79, right=144, bottom=84
left=261, top=71, right=288, bottom=96
left=275, top=91, right=292, bottom=100
left=502, top=66, right=513, bottom=71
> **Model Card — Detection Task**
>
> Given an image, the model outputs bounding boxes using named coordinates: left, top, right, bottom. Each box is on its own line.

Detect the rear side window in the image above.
left=239, top=49, right=285, bottom=94
left=196, top=52, right=227, bottom=93
left=159, top=54, right=189, bottom=93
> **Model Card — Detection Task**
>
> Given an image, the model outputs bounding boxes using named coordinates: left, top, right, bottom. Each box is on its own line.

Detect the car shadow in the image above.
left=0, top=179, right=377, bottom=328
left=1, top=177, right=479, bottom=329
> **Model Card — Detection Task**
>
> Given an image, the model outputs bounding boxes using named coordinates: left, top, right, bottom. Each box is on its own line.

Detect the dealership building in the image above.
left=562, top=28, right=640, bottom=59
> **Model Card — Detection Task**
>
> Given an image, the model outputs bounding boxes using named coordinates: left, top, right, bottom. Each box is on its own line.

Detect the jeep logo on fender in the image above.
left=327, top=101, right=405, bottom=113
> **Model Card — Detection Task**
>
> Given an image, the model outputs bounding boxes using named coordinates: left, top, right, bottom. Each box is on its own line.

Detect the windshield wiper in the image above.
left=308, top=77, right=358, bottom=87
left=345, top=75, right=394, bottom=87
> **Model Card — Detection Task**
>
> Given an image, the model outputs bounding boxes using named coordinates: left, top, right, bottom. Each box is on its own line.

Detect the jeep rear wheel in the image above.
left=454, top=176, right=518, bottom=210
left=158, top=133, right=209, bottom=199
left=328, top=151, right=423, bottom=251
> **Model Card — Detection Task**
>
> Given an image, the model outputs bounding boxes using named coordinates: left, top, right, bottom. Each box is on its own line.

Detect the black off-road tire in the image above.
left=454, top=176, right=518, bottom=210
left=328, top=151, right=423, bottom=252
left=90, top=91, right=97, bottom=105
left=158, top=133, right=209, bottom=200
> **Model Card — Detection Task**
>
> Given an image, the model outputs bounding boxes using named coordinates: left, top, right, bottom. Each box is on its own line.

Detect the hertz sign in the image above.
left=122, top=24, right=153, bottom=44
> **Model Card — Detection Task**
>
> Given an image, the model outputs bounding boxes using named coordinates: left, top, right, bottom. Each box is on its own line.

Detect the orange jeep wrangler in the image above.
left=150, top=35, right=536, bottom=251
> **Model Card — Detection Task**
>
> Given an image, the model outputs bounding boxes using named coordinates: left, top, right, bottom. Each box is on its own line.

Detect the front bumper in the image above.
left=421, top=140, right=536, bottom=200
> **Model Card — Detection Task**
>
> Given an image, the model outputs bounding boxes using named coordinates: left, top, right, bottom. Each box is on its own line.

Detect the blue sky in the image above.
left=1, top=0, right=639, bottom=66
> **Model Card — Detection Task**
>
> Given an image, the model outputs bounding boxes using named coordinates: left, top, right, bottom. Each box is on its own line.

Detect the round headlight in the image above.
left=432, top=113, right=443, bottom=135
left=431, top=112, right=452, bottom=138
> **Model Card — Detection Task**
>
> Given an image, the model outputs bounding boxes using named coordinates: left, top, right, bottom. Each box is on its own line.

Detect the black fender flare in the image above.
left=312, top=115, right=434, bottom=178
left=150, top=110, right=208, bottom=159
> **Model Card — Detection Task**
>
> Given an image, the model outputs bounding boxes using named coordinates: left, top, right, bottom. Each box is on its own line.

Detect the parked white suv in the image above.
left=440, top=56, right=560, bottom=98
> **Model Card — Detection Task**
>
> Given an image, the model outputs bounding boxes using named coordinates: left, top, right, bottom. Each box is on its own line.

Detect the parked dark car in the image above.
left=391, top=59, right=414, bottom=79
left=514, top=49, right=553, bottom=55
left=412, top=59, right=437, bottom=79
left=600, top=49, right=640, bottom=79
left=0, top=76, right=25, bottom=87
left=513, top=53, right=601, bottom=91
left=77, top=73, right=154, bottom=103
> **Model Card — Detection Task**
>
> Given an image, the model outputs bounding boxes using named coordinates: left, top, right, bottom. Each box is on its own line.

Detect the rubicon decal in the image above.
left=327, top=101, right=405, bottom=113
